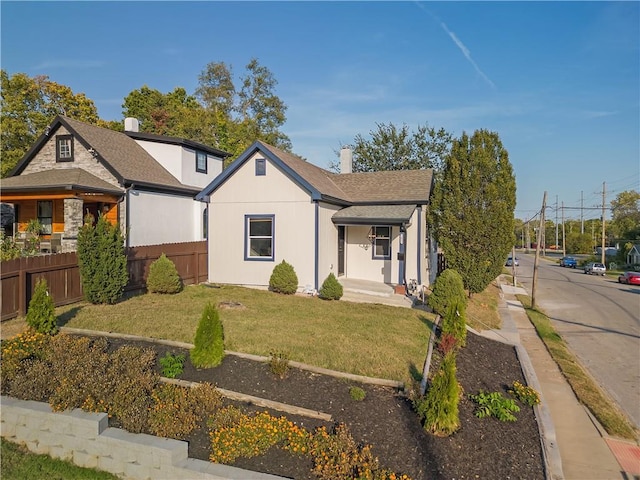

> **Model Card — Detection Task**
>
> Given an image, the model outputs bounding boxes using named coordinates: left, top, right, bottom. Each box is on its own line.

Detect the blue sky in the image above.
left=2, top=1, right=638, bottom=221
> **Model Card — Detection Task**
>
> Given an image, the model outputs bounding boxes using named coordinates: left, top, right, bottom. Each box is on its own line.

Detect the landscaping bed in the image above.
left=97, top=331, right=546, bottom=480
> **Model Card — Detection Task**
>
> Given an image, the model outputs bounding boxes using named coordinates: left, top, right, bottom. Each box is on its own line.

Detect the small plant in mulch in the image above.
left=349, top=386, right=366, bottom=401
left=509, top=380, right=541, bottom=406
left=159, top=352, right=185, bottom=378
left=469, top=390, right=520, bottom=422
left=268, top=350, right=290, bottom=379
left=25, top=278, right=58, bottom=335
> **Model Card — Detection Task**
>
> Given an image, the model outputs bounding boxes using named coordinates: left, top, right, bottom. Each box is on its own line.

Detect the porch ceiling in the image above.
left=331, top=204, right=416, bottom=226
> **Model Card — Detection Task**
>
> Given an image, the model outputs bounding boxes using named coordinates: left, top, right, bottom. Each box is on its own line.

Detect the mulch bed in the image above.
left=97, top=332, right=546, bottom=480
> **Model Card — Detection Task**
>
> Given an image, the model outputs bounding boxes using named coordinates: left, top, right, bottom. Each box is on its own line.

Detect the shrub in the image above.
left=441, top=299, right=467, bottom=347
left=319, top=272, right=343, bottom=300
left=0, top=231, right=22, bottom=261
left=25, top=278, right=58, bottom=335
left=149, top=382, right=221, bottom=439
left=0, top=329, right=50, bottom=386
left=437, top=332, right=458, bottom=356
left=268, top=350, right=290, bottom=379
left=77, top=213, right=128, bottom=304
left=469, top=390, right=520, bottom=421
left=349, top=386, right=366, bottom=401
left=269, top=260, right=298, bottom=294
left=5, top=358, right=53, bottom=402
left=415, top=351, right=460, bottom=436
left=190, top=303, right=225, bottom=368
left=159, top=352, right=185, bottom=378
left=427, top=269, right=467, bottom=316
left=146, top=253, right=182, bottom=294
left=207, top=405, right=246, bottom=431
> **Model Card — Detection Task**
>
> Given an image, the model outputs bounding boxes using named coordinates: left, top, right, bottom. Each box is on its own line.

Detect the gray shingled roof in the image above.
left=61, top=117, right=192, bottom=191
left=1, top=168, right=124, bottom=194
left=331, top=204, right=417, bottom=225
left=257, top=141, right=432, bottom=204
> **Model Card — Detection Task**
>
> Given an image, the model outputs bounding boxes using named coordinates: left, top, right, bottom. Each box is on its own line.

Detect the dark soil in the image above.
left=98, top=332, right=546, bottom=480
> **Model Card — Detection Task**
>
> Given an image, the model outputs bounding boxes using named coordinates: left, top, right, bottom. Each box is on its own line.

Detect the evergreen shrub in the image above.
left=427, top=269, right=466, bottom=316
left=415, top=351, right=460, bottom=436
left=319, top=273, right=343, bottom=300
left=269, top=260, right=298, bottom=294
left=441, top=300, right=467, bottom=347
left=77, top=213, right=128, bottom=304
left=147, top=253, right=182, bottom=294
left=190, top=303, right=225, bottom=368
left=25, top=278, right=58, bottom=335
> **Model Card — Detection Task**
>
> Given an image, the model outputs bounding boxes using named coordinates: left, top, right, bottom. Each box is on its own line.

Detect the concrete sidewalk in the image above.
left=479, top=282, right=640, bottom=480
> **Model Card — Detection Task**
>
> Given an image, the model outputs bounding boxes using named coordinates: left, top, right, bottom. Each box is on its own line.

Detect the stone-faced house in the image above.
left=196, top=141, right=437, bottom=292
left=1, top=116, right=230, bottom=251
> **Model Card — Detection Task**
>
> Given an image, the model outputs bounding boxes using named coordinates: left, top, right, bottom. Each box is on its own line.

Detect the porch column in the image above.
left=62, top=198, right=83, bottom=252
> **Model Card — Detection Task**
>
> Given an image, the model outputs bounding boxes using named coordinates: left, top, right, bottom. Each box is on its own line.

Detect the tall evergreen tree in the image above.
left=430, top=129, right=516, bottom=295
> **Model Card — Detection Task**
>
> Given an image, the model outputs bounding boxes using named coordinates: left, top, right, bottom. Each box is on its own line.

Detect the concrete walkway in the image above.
left=479, top=282, right=640, bottom=480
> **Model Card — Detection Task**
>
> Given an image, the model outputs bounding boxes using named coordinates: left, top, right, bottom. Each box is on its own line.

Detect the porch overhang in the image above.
left=331, top=204, right=416, bottom=226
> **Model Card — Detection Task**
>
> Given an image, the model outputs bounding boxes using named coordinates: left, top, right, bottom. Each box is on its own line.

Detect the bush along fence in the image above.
left=0, top=241, right=207, bottom=321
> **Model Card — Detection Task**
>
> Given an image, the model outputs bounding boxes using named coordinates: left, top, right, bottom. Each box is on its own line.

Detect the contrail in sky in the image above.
left=414, top=2, right=496, bottom=89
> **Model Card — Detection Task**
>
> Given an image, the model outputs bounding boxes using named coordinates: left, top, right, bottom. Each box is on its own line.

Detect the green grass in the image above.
left=55, top=284, right=435, bottom=385
left=466, top=281, right=502, bottom=331
left=1, top=438, right=118, bottom=480
left=516, top=294, right=638, bottom=440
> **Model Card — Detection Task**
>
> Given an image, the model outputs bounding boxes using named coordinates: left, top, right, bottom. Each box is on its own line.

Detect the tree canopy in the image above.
left=609, top=190, right=640, bottom=242
left=1, top=71, right=102, bottom=177
left=333, top=122, right=452, bottom=173
left=430, top=129, right=516, bottom=295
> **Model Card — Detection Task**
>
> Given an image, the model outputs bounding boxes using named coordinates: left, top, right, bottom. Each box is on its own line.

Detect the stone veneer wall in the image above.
left=62, top=198, right=83, bottom=252
left=0, top=396, right=283, bottom=480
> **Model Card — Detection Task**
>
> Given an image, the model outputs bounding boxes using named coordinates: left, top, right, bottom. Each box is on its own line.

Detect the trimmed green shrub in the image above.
left=190, top=303, right=225, bottom=368
left=147, top=253, right=183, bottom=294
left=26, top=278, right=57, bottom=334
left=77, top=213, right=128, bottom=304
left=415, top=351, right=460, bottom=436
left=427, top=268, right=467, bottom=316
left=349, top=386, right=366, bottom=401
left=441, top=299, right=467, bottom=347
left=269, top=260, right=298, bottom=294
left=319, top=272, right=343, bottom=300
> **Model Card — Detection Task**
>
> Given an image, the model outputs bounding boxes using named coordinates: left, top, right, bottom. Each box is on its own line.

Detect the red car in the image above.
left=618, top=271, right=640, bottom=285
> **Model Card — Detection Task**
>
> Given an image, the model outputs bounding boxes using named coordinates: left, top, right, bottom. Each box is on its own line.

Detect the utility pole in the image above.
left=561, top=201, right=566, bottom=256
left=580, top=190, right=584, bottom=234
left=555, top=195, right=559, bottom=250
left=532, top=191, right=546, bottom=310
left=601, top=182, right=606, bottom=265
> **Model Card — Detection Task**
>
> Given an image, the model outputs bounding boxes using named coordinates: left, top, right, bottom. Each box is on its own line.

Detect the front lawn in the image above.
left=55, top=285, right=435, bottom=385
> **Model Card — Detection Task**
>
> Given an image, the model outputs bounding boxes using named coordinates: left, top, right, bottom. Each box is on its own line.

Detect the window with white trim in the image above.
left=372, top=226, right=391, bottom=259
left=245, top=215, right=274, bottom=260
left=196, top=151, right=207, bottom=173
left=56, top=135, right=74, bottom=162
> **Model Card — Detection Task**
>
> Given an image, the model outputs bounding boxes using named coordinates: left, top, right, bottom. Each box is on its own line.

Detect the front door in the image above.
left=338, top=226, right=345, bottom=276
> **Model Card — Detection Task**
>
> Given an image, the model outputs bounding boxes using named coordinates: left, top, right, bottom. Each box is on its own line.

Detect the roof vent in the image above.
left=340, top=146, right=352, bottom=174
left=124, top=117, right=139, bottom=132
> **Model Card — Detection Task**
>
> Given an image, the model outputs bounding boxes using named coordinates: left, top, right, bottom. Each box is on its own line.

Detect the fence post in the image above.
left=18, top=265, right=26, bottom=317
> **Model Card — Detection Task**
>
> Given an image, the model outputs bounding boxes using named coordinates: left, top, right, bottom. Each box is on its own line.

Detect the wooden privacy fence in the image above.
left=1, top=241, right=207, bottom=321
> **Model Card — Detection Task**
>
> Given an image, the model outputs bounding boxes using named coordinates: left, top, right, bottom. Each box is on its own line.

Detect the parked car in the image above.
left=618, top=271, right=640, bottom=285
left=584, top=263, right=606, bottom=276
left=559, top=256, right=577, bottom=268
left=505, top=256, right=519, bottom=267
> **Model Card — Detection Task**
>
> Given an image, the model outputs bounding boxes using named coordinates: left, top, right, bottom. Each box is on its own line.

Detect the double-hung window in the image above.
left=38, top=201, right=53, bottom=234
left=245, top=215, right=274, bottom=261
left=56, top=135, right=74, bottom=162
left=372, top=226, right=391, bottom=259
left=196, top=151, right=207, bottom=173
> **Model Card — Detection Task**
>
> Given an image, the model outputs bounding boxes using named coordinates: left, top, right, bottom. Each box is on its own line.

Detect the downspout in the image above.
left=416, top=205, right=422, bottom=285
left=400, top=224, right=408, bottom=294
left=124, top=184, right=134, bottom=249
left=314, top=201, right=319, bottom=291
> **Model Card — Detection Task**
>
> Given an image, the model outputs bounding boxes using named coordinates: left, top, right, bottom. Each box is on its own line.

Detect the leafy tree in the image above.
left=430, top=129, right=516, bottom=295
left=565, top=232, right=593, bottom=254
left=333, top=122, right=452, bottom=173
left=77, top=213, right=128, bottom=304
left=610, top=190, right=640, bottom=242
left=1, top=71, right=100, bottom=177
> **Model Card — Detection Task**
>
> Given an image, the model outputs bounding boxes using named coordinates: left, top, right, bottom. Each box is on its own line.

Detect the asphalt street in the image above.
left=513, top=252, right=640, bottom=430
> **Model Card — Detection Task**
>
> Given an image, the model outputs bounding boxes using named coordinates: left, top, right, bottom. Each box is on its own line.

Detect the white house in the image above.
left=196, top=141, right=436, bottom=292
left=1, top=116, right=230, bottom=250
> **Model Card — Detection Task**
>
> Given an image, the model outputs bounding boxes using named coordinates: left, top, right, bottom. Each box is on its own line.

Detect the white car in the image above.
left=584, top=262, right=606, bottom=276
left=505, top=256, right=519, bottom=267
